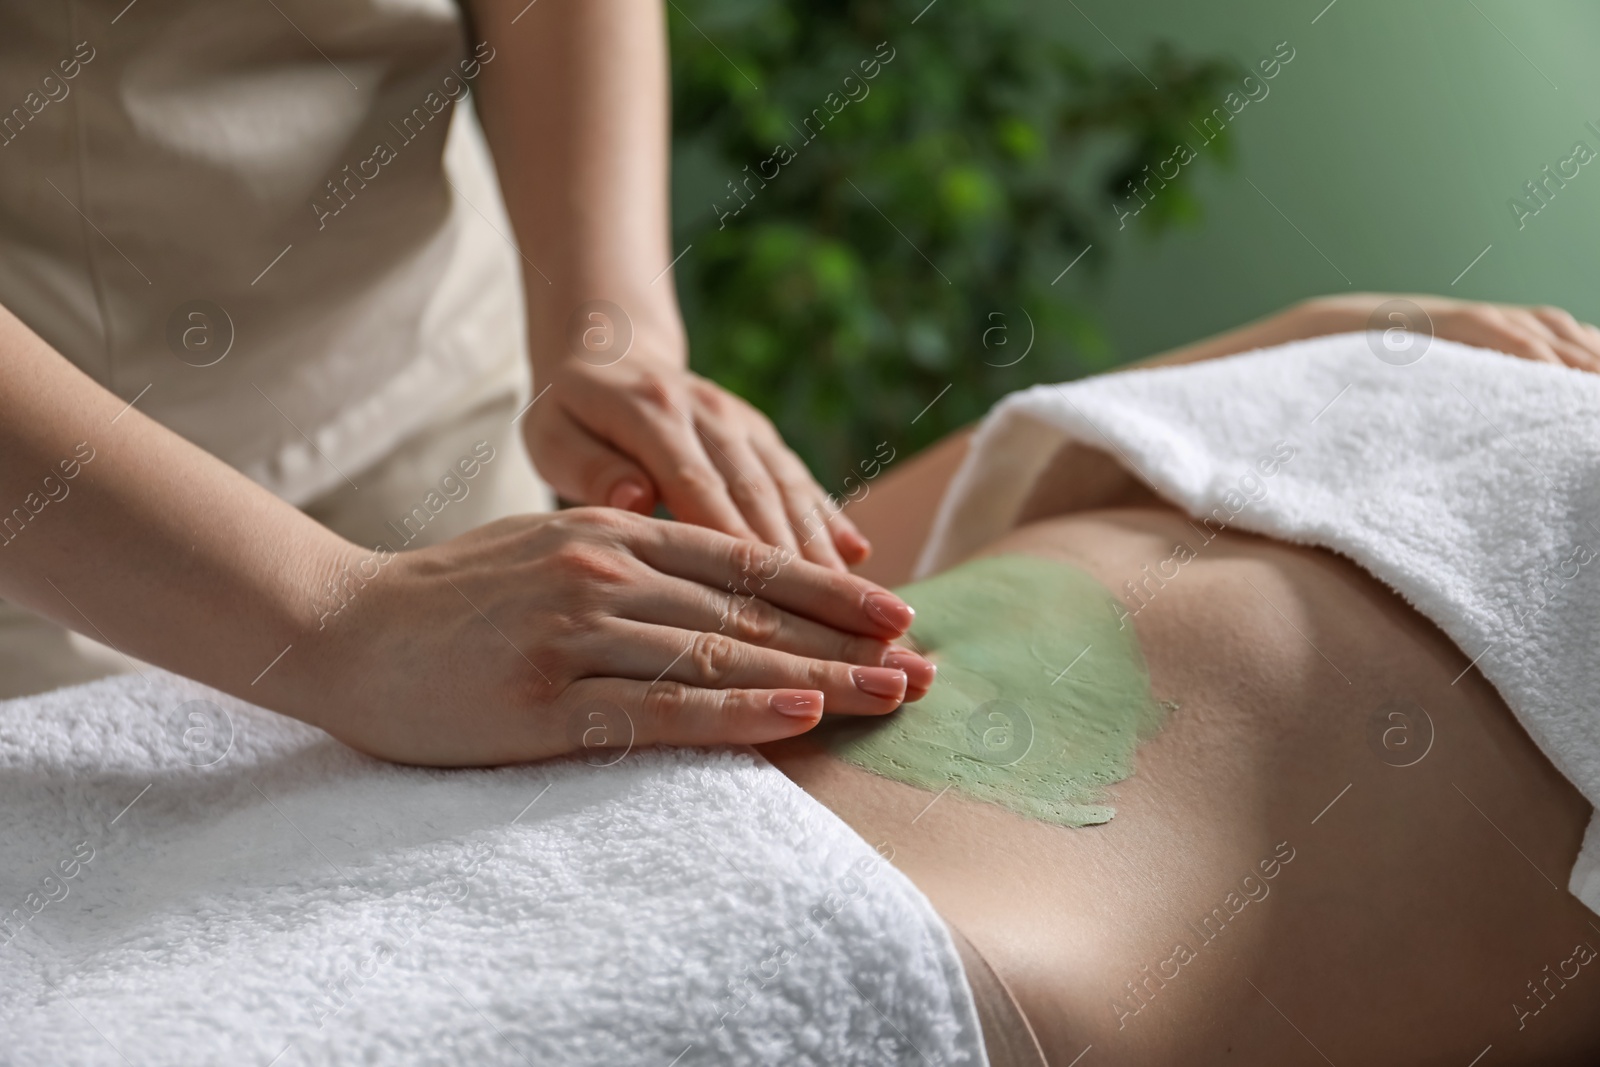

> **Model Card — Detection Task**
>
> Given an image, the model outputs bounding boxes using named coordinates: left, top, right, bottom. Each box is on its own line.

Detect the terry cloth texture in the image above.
left=0, top=671, right=987, bottom=1066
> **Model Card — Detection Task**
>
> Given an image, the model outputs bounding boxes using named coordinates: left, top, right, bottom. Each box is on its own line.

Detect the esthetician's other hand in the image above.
left=462, top=0, right=869, bottom=572
left=307, top=508, right=933, bottom=767
left=1289, top=294, right=1600, bottom=372
left=1137, top=293, right=1600, bottom=373
left=523, top=347, right=873, bottom=571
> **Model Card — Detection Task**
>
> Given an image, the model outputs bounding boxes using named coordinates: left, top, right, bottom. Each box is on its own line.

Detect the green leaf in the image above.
left=668, top=0, right=1236, bottom=484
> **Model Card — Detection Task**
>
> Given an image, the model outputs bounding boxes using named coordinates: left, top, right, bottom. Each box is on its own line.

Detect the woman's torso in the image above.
left=765, top=504, right=1598, bottom=1066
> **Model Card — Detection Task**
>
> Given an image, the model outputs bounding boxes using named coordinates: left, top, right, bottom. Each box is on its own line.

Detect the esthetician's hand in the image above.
left=305, top=508, right=934, bottom=767
left=1292, top=294, right=1600, bottom=372
left=523, top=352, right=873, bottom=572
left=468, top=0, right=868, bottom=570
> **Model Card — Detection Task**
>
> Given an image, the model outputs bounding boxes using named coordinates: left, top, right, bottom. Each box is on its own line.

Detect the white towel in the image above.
left=0, top=671, right=987, bottom=1065
left=916, top=332, right=1600, bottom=914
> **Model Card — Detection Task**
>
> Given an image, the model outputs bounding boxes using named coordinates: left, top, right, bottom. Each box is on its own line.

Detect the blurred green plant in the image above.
left=668, top=0, right=1239, bottom=484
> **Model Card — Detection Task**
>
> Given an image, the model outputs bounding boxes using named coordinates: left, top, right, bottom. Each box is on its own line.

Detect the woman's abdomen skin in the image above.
left=762, top=507, right=1599, bottom=1067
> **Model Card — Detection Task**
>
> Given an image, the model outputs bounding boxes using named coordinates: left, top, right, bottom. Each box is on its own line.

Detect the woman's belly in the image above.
left=761, top=506, right=1597, bottom=1066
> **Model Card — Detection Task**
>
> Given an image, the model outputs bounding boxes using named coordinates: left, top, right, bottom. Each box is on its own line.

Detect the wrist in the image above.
left=1278, top=295, right=1370, bottom=341
left=261, top=532, right=381, bottom=735
left=526, top=284, right=687, bottom=373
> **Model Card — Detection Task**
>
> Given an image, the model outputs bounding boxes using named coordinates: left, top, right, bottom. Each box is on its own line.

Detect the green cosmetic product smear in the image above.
left=815, top=554, right=1172, bottom=826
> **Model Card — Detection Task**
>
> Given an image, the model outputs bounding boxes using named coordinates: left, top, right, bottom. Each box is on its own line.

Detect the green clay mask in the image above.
left=815, top=554, right=1170, bottom=826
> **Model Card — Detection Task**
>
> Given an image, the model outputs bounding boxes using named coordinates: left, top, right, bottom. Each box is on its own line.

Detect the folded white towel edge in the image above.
left=913, top=337, right=1600, bottom=917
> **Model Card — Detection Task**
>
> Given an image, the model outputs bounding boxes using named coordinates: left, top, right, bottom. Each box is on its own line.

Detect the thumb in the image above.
left=605, top=475, right=655, bottom=513
left=588, top=446, right=656, bottom=513
left=534, top=408, right=658, bottom=512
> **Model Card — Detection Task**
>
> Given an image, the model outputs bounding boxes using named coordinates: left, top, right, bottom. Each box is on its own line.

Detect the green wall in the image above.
left=1041, top=0, right=1600, bottom=360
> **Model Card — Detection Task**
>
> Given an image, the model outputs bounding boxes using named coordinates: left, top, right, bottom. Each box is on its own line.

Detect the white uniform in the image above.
left=0, top=0, right=552, bottom=695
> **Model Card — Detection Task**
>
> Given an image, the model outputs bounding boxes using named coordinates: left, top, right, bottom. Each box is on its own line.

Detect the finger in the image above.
left=1505, top=321, right=1565, bottom=364
left=614, top=569, right=936, bottom=696
left=830, top=509, right=873, bottom=567
left=1530, top=304, right=1586, bottom=343
left=1501, top=308, right=1575, bottom=366
left=532, top=406, right=658, bottom=513
left=1540, top=336, right=1600, bottom=372
left=697, top=423, right=802, bottom=557
left=749, top=434, right=853, bottom=570
left=579, top=621, right=908, bottom=715
left=1580, top=322, right=1600, bottom=365
left=1509, top=333, right=1565, bottom=365
left=1442, top=307, right=1532, bottom=363
left=627, top=518, right=916, bottom=638
left=561, top=676, right=825, bottom=748
left=885, top=647, right=937, bottom=702
left=600, top=379, right=763, bottom=539
left=1530, top=306, right=1600, bottom=370
left=1461, top=311, right=1561, bottom=365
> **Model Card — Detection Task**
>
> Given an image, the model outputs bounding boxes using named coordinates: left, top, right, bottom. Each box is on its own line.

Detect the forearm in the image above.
left=0, top=304, right=357, bottom=711
left=1122, top=291, right=1600, bottom=375
left=1123, top=299, right=1339, bottom=371
left=466, top=0, right=683, bottom=366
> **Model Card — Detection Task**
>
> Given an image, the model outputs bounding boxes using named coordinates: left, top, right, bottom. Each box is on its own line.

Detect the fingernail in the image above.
left=852, top=666, right=908, bottom=701
left=882, top=648, right=936, bottom=690
left=864, top=591, right=914, bottom=632
left=838, top=528, right=872, bottom=562
left=609, top=481, right=650, bottom=512
left=771, top=691, right=823, bottom=718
